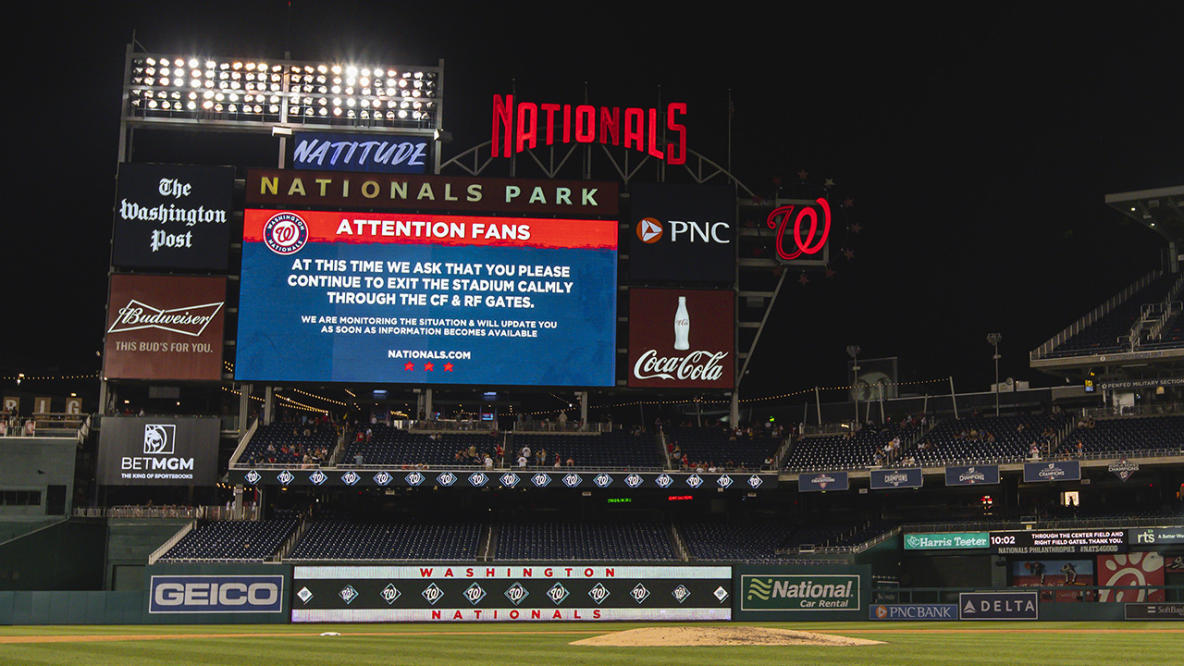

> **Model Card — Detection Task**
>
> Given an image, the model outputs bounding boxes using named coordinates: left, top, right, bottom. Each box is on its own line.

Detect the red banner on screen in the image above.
left=244, top=210, right=617, bottom=250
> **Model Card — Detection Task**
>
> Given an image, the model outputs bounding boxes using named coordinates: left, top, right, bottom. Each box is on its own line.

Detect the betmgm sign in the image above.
left=97, top=416, right=219, bottom=486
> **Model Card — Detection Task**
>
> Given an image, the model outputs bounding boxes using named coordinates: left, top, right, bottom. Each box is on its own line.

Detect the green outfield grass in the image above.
left=1, top=621, right=1182, bottom=665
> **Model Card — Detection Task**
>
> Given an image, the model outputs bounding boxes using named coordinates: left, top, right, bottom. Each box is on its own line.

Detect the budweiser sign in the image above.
left=108, top=300, right=223, bottom=336
left=103, top=275, right=226, bottom=381
left=627, top=289, right=734, bottom=388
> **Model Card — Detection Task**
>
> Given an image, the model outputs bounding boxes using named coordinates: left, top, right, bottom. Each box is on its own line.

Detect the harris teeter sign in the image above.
left=904, top=532, right=990, bottom=550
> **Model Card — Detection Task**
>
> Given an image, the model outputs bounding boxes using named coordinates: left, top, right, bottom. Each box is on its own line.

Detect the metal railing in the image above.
left=74, top=504, right=260, bottom=520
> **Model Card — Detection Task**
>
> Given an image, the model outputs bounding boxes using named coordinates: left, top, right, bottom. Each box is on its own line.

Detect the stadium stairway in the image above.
left=478, top=524, right=496, bottom=562
left=226, top=418, right=260, bottom=468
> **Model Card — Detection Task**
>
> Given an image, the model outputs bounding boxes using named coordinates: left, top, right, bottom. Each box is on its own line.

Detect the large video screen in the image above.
left=236, top=209, right=617, bottom=386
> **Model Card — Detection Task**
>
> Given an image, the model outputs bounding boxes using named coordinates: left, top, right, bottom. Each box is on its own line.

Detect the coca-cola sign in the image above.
left=627, top=289, right=734, bottom=388
left=103, top=275, right=226, bottom=381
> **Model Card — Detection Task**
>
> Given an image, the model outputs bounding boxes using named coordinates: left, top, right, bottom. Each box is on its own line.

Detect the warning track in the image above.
left=0, top=629, right=608, bottom=645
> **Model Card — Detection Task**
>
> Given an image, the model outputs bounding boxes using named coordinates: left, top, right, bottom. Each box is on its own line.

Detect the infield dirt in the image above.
left=570, top=626, right=884, bottom=647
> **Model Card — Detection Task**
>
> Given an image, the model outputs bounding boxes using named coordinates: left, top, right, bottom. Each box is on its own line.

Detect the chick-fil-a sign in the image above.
left=491, top=95, right=688, bottom=165
left=766, top=198, right=831, bottom=263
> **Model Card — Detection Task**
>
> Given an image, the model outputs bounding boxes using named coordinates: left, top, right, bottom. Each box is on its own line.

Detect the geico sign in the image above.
left=149, top=576, right=284, bottom=613
left=666, top=220, right=731, bottom=244
left=633, top=349, right=728, bottom=382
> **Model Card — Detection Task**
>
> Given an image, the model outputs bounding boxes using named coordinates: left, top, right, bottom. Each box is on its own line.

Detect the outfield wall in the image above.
left=1, top=563, right=1181, bottom=624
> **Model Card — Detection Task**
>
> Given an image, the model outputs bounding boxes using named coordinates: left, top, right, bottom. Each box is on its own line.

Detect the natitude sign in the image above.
left=627, top=289, right=733, bottom=389
left=103, top=275, right=226, bottom=381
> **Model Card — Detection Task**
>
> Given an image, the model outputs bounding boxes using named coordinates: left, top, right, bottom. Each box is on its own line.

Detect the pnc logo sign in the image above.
left=635, top=217, right=731, bottom=245
left=636, top=217, right=663, bottom=244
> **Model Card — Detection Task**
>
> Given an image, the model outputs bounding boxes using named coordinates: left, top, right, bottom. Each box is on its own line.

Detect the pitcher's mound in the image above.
left=570, top=626, right=884, bottom=647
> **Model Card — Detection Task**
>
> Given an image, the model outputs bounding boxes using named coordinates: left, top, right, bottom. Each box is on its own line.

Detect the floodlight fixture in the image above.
left=122, top=49, right=443, bottom=135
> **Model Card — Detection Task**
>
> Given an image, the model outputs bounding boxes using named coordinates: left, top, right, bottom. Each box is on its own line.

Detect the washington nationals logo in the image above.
left=263, top=212, right=308, bottom=255
left=766, top=198, right=831, bottom=262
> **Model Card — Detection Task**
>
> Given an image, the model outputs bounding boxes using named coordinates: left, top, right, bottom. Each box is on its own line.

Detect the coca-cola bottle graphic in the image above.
left=673, top=296, right=690, bottom=350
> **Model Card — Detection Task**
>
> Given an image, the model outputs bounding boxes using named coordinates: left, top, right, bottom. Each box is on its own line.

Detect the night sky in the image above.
left=5, top=2, right=1182, bottom=401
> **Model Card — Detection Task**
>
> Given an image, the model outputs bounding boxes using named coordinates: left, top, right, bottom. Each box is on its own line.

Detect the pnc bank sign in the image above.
left=635, top=217, right=730, bottom=245
left=629, top=183, right=735, bottom=283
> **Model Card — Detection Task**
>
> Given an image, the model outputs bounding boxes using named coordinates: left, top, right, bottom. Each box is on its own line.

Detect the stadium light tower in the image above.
left=987, top=332, right=1002, bottom=416
left=847, top=345, right=861, bottom=424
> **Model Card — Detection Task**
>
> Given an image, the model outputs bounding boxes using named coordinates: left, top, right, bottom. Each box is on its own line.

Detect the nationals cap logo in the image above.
left=636, top=217, right=663, bottom=244
left=262, top=212, right=308, bottom=255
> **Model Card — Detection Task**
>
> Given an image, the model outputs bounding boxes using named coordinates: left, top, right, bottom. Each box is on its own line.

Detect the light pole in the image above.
left=847, top=345, right=861, bottom=425
left=987, top=333, right=1002, bottom=417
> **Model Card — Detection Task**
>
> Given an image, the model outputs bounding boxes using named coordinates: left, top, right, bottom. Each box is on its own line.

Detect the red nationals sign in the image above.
left=628, top=289, right=734, bottom=389
left=103, top=275, right=226, bottom=381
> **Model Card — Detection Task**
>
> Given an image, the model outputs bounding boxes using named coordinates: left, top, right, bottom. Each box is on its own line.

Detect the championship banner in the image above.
left=626, top=289, right=734, bottom=389
left=869, top=467, right=922, bottom=490
left=96, top=416, right=220, bottom=486
left=290, top=564, right=732, bottom=622
left=112, top=163, right=234, bottom=270
left=944, top=464, right=1000, bottom=486
left=1023, top=460, right=1081, bottom=483
left=292, top=132, right=429, bottom=173
left=230, top=468, right=777, bottom=491
left=797, top=471, right=848, bottom=493
left=235, top=210, right=617, bottom=386
left=246, top=170, right=618, bottom=216
left=103, top=275, right=226, bottom=381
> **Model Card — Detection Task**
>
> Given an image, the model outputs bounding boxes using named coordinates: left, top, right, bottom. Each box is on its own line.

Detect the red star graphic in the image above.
left=842, top=248, right=856, bottom=260
left=850, top=223, right=863, bottom=233
left=404, top=362, right=414, bottom=371
left=826, top=268, right=837, bottom=279
left=798, top=272, right=810, bottom=285
left=796, top=169, right=809, bottom=180
left=843, top=197, right=855, bottom=208
left=444, top=363, right=454, bottom=372
left=424, top=363, right=434, bottom=372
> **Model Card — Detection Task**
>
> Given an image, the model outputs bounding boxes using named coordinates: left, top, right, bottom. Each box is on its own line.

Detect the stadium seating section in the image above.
left=288, top=520, right=482, bottom=560
left=507, top=432, right=664, bottom=468
left=157, top=519, right=297, bottom=562
left=1067, top=415, right=1184, bottom=456
left=240, top=422, right=337, bottom=466
left=915, top=414, right=1065, bottom=466
left=668, top=427, right=781, bottom=469
left=495, top=521, right=675, bottom=560
left=343, top=425, right=499, bottom=466
left=784, top=422, right=921, bottom=471
left=1048, top=273, right=1181, bottom=357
